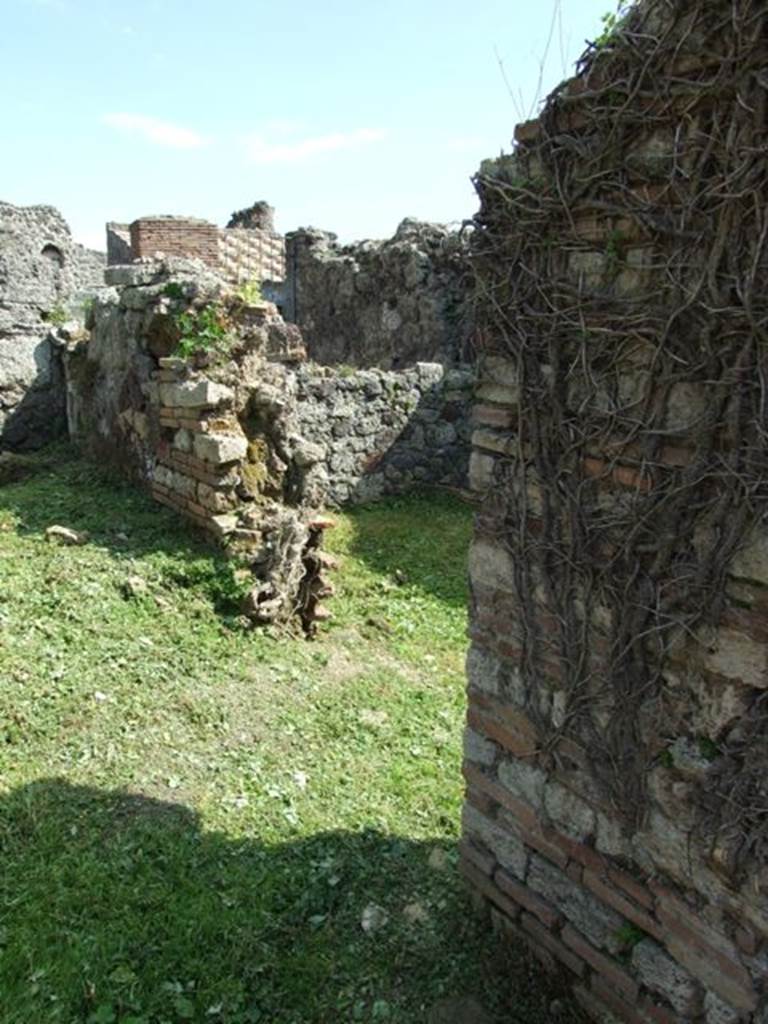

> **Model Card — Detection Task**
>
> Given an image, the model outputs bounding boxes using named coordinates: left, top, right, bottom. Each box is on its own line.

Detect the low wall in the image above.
left=464, top=1, right=768, bottom=1021
left=284, top=218, right=472, bottom=370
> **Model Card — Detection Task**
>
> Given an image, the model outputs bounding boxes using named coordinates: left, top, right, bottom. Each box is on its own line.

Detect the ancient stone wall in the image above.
left=66, top=258, right=471, bottom=624
left=0, top=201, right=105, bottom=449
left=294, top=363, right=472, bottom=505
left=284, top=218, right=472, bottom=370
left=464, top=2, right=768, bottom=1022
left=106, top=222, right=132, bottom=265
left=68, top=259, right=472, bottom=511
left=66, top=258, right=330, bottom=630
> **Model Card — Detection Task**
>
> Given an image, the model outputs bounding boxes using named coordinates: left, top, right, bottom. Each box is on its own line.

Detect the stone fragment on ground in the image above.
left=45, top=524, right=88, bottom=545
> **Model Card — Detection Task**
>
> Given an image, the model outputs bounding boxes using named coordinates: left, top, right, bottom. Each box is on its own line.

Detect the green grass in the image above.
left=0, top=446, right=578, bottom=1024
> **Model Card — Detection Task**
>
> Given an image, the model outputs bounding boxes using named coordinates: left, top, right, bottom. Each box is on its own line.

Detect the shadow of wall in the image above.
left=0, top=778, right=546, bottom=1024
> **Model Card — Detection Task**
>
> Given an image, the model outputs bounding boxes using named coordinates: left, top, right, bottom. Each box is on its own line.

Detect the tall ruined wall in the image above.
left=284, top=218, right=472, bottom=370
left=0, top=201, right=105, bottom=449
left=464, top=3, right=768, bottom=1023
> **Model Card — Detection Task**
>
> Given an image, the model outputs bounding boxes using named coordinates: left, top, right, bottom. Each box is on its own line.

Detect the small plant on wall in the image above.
left=173, top=302, right=234, bottom=362
left=234, top=278, right=262, bottom=305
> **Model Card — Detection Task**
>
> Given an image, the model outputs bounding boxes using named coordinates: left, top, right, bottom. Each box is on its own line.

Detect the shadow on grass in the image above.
left=0, top=779, right=578, bottom=1024
left=340, top=490, right=474, bottom=612
left=0, top=444, right=249, bottom=617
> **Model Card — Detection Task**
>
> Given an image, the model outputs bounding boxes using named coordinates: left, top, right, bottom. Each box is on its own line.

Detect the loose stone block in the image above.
left=159, top=378, right=234, bottom=410
left=193, top=432, right=248, bottom=466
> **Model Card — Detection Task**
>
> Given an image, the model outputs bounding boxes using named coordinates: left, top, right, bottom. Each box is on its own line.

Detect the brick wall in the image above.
left=120, top=216, right=286, bottom=286
left=465, top=1, right=768, bottom=1021
left=130, top=217, right=220, bottom=267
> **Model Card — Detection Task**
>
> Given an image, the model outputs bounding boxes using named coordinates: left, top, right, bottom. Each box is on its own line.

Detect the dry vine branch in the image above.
left=471, top=0, right=768, bottom=870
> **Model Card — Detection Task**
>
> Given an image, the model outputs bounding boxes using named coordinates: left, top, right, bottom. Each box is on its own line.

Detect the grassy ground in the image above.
left=0, top=447, right=578, bottom=1024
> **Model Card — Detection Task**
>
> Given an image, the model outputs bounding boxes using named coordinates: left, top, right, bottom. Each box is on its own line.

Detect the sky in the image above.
left=1, top=0, right=610, bottom=249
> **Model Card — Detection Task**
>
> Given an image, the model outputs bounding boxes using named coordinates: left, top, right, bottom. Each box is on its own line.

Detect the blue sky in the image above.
left=2, top=0, right=609, bottom=249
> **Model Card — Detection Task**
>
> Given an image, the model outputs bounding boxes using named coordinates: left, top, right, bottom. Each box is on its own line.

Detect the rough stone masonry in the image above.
left=0, top=201, right=105, bottom=449
left=463, top=1, right=768, bottom=1022
left=65, top=256, right=472, bottom=627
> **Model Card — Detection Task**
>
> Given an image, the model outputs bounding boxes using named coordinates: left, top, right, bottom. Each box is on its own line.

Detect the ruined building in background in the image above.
left=64, top=257, right=470, bottom=627
left=0, top=201, right=105, bottom=449
left=1, top=194, right=474, bottom=628
left=284, top=218, right=472, bottom=370
left=463, top=1, right=768, bottom=1021
left=106, top=200, right=285, bottom=289
left=106, top=203, right=473, bottom=372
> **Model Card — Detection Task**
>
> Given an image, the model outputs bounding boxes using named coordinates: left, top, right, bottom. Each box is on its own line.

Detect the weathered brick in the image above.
left=640, top=1000, right=684, bottom=1024
left=550, top=832, right=608, bottom=875
left=574, top=983, right=614, bottom=1024
left=583, top=870, right=662, bottom=940
left=461, top=800, right=529, bottom=878
left=470, top=691, right=539, bottom=751
left=590, top=977, right=649, bottom=1024
left=466, top=786, right=495, bottom=817
left=566, top=861, right=584, bottom=884
left=562, top=924, right=639, bottom=1000
left=520, top=913, right=587, bottom=977
left=509, top=815, right=569, bottom=870
left=458, top=837, right=496, bottom=876
left=514, top=118, right=542, bottom=143
left=494, top=868, right=562, bottom=929
left=664, top=937, right=756, bottom=1014
left=733, top=926, right=757, bottom=957
left=606, top=866, right=653, bottom=910
left=473, top=404, right=516, bottom=429
left=459, top=856, right=520, bottom=923
left=467, top=706, right=538, bottom=759
left=527, top=855, right=624, bottom=950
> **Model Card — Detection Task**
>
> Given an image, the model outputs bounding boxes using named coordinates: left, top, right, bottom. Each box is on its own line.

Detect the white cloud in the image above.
left=102, top=113, right=209, bottom=150
left=244, top=128, right=385, bottom=164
